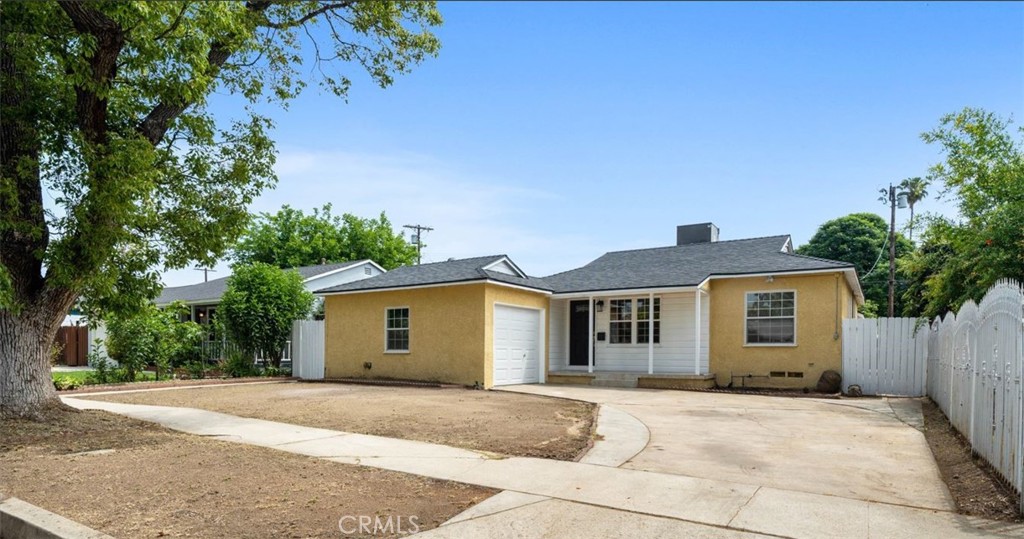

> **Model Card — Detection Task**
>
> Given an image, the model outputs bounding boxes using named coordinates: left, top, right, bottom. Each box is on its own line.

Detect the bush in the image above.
left=106, top=302, right=204, bottom=381
left=219, top=263, right=313, bottom=368
left=185, top=360, right=207, bottom=380
left=87, top=345, right=116, bottom=385
left=222, top=351, right=257, bottom=378
left=53, top=375, right=83, bottom=391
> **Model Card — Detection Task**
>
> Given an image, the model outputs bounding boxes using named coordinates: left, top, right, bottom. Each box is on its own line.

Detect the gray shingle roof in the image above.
left=155, top=260, right=371, bottom=305
left=541, top=235, right=854, bottom=294
left=316, top=255, right=553, bottom=294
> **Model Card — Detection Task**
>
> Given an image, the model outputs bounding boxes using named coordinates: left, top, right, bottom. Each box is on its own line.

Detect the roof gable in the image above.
left=316, top=255, right=551, bottom=294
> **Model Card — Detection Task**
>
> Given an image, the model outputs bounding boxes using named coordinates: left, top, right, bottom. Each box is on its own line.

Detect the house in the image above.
left=154, top=259, right=386, bottom=324
left=89, top=259, right=385, bottom=363
left=317, top=223, right=863, bottom=390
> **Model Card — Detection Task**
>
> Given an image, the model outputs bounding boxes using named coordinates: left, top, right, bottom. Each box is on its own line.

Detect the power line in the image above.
left=403, top=224, right=433, bottom=265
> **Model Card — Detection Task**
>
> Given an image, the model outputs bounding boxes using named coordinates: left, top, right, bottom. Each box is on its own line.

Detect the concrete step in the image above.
left=590, top=373, right=639, bottom=388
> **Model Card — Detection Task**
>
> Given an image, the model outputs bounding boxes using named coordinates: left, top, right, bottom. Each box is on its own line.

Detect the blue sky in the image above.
left=163, top=1, right=1023, bottom=287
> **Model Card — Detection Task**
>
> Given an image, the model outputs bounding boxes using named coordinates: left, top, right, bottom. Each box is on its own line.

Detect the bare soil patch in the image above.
left=921, top=398, right=1022, bottom=522
left=85, top=382, right=597, bottom=461
left=1, top=408, right=496, bottom=538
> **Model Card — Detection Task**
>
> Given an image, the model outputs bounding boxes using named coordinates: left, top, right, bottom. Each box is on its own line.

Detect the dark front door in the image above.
left=569, top=300, right=591, bottom=366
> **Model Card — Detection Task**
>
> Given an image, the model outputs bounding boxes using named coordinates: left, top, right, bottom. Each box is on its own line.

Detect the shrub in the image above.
left=222, top=351, right=257, bottom=378
left=185, top=360, right=207, bottom=380
left=87, top=344, right=116, bottom=385
left=219, top=263, right=313, bottom=368
left=53, top=375, right=83, bottom=391
left=106, top=302, right=204, bottom=381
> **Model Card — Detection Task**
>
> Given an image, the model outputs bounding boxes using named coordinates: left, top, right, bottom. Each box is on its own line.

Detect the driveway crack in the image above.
left=726, top=485, right=761, bottom=527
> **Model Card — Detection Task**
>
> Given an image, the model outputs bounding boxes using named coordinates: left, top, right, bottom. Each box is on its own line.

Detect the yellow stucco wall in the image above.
left=323, top=282, right=549, bottom=388
left=707, top=272, right=856, bottom=389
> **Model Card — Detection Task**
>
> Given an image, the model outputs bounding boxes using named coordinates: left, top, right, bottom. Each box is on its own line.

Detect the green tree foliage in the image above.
left=219, top=263, right=313, bottom=368
left=898, top=177, right=929, bottom=242
left=106, top=302, right=204, bottom=381
left=796, top=213, right=913, bottom=317
left=234, top=204, right=417, bottom=270
left=908, top=108, right=1024, bottom=318
left=0, top=1, right=441, bottom=417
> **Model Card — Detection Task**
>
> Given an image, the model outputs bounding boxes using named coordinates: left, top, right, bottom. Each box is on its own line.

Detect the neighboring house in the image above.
left=154, top=259, right=386, bottom=323
left=89, top=259, right=385, bottom=362
left=317, top=223, right=863, bottom=390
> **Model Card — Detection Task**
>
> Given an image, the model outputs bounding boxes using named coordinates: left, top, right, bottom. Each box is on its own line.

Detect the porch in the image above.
left=547, top=289, right=712, bottom=386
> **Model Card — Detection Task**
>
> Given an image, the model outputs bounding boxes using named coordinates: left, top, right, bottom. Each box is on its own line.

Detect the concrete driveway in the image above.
left=502, top=385, right=953, bottom=511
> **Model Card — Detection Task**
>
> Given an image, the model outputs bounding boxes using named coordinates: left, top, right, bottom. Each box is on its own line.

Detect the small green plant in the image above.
left=185, top=361, right=207, bottom=380
left=262, top=365, right=281, bottom=377
left=53, top=375, right=83, bottom=391
left=222, top=351, right=257, bottom=378
left=87, top=344, right=116, bottom=385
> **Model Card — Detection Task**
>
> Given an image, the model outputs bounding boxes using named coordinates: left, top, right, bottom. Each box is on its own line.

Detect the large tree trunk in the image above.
left=0, top=308, right=64, bottom=418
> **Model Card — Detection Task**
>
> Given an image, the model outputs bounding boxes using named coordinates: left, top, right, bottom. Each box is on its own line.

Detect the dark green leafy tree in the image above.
left=234, top=204, right=416, bottom=270
left=0, top=1, right=442, bottom=418
left=105, top=302, right=204, bottom=381
left=219, top=263, right=313, bottom=368
left=797, top=213, right=913, bottom=317
left=911, top=108, right=1024, bottom=317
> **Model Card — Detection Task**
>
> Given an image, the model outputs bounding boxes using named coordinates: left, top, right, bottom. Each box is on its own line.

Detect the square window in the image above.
left=744, top=291, right=795, bottom=345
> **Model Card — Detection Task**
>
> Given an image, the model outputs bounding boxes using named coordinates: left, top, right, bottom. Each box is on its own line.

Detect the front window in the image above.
left=609, top=299, right=632, bottom=344
left=637, top=297, right=661, bottom=344
left=385, top=307, right=409, bottom=351
left=745, top=291, right=796, bottom=345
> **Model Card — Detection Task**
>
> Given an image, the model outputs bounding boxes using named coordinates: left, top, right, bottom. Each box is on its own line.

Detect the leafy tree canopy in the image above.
left=909, top=108, right=1024, bottom=317
left=219, top=262, right=313, bottom=368
left=796, top=212, right=912, bottom=316
left=0, top=0, right=441, bottom=418
left=233, top=204, right=417, bottom=270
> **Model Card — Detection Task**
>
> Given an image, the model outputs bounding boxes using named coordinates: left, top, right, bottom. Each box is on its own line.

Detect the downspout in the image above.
left=834, top=274, right=840, bottom=341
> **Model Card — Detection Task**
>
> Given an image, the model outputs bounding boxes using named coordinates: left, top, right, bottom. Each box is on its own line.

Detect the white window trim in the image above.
left=384, top=306, right=410, bottom=353
left=743, top=290, right=797, bottom=347
left=607, top=296, right=662, bottom=346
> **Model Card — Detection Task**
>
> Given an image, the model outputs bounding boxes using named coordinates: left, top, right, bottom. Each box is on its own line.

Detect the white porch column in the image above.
left=588, top=295, right=594, bottom=374
left=648, top=292, right=654, bottom=375
left=694, top=289, right=701, bottom=375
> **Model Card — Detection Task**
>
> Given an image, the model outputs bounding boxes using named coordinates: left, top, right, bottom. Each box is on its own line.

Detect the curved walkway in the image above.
left=63, top=392, right=1023, bottom=538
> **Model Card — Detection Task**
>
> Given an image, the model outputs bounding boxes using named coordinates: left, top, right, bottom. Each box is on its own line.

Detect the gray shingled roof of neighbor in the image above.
left=155, top=260, right=372, bottom=305
left=541, top=235, right=857, bottom=294
left=315, top=255, right=553, bottom=294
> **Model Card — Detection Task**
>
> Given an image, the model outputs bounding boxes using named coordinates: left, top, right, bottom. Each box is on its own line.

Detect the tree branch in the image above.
left=262, top=1, right=356, bottom=30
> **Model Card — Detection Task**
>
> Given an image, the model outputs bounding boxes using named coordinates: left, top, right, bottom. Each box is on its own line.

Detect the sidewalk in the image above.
left=63, top=396, right=1024, bottom=538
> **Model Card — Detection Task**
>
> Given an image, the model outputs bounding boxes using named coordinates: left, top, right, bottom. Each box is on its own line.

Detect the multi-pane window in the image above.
left=745, top=291, right=796, bottom=344
left=637, top=297, right=661, bottom=344
left=609, top=299, right=632, bottom=344
left=385, top=307, right=409, bottom=351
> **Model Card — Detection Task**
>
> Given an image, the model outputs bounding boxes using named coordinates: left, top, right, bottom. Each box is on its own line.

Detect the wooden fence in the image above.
left=291, top=320, right=325, bottom=380
left=842, top=317, right=929, bottom=396
left=55, top=326, right=89, bottom=366
left=927, top=279, right=1023, bottom=514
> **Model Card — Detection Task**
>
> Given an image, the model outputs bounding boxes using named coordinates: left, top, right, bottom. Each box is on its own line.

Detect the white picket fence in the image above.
left=842, top=317, right=929, bottom=396
left=927, top=279, right=1023, bottom=514
left=291, top=320, right=325, bottom=380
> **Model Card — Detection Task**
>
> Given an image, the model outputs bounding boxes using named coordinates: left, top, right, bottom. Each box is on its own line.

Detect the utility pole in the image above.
left=194, top=267, right=217, bottom=282
left=880, top=184, right=907, bottom=317
left=403, top=224, right=433, bottom=265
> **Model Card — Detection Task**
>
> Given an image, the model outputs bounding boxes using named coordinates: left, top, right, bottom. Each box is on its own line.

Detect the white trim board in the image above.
left=317, top=279, right=552, bottom=296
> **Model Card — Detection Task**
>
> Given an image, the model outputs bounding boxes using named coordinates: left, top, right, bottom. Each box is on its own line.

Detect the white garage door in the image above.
left=493, top=305, right=541, bottom=386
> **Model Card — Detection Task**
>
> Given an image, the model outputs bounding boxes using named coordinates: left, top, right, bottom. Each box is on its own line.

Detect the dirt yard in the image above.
left=84, top=382, right=597, bottom=461
left=0, top=407, right=496, bottom=539
left=921, top=398, right=1023, bottom=522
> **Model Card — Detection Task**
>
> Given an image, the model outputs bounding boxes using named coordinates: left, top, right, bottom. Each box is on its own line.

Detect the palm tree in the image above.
left=899, top=177, right=929, bottom=242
